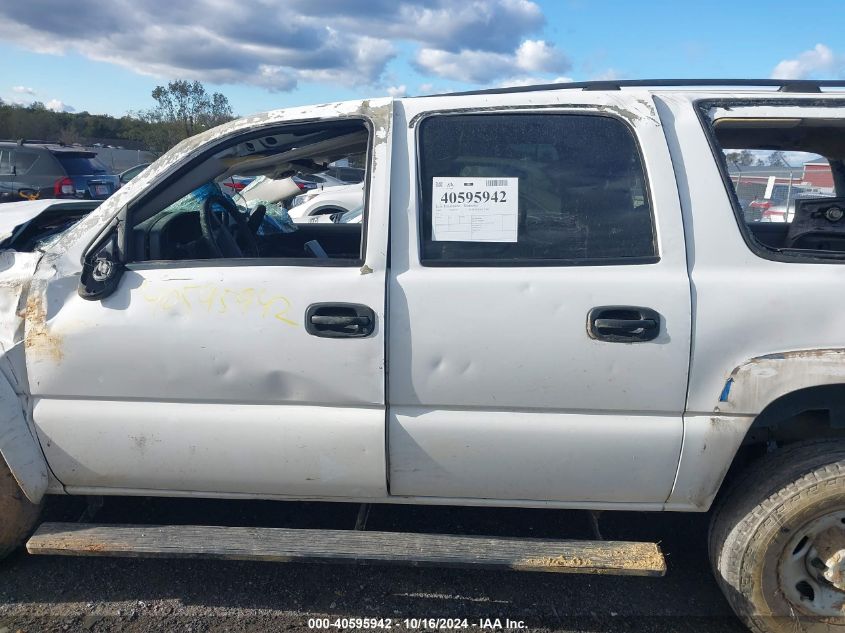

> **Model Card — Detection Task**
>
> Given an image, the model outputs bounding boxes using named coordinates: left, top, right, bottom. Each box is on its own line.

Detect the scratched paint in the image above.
left=720, top=348, right=845, bottom=415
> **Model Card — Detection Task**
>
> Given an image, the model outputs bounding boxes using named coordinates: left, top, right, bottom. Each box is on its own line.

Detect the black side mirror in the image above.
left=78, top=229, right=124, bottom=301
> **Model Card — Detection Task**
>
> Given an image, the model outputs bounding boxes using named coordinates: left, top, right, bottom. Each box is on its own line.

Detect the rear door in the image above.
left=388, top=91, right=691, bottom=505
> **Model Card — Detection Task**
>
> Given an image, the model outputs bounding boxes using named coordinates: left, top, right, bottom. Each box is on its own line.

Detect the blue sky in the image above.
left=0, top=0, right=843, bottom=118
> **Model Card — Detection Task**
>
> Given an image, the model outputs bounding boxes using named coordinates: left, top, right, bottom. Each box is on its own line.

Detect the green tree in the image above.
left=138, top=80, right=234, bottom=151
left=767, top=151, right=790, bottom=168
left=725, top=149, right=756, bottom=167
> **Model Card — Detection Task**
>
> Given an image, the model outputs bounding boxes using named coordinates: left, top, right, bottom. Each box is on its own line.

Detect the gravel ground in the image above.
left=0, top=496, right=746, bottom=633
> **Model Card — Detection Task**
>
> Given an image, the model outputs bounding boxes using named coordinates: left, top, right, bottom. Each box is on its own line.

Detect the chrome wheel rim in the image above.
left=779, top=510, right=845, bottom=618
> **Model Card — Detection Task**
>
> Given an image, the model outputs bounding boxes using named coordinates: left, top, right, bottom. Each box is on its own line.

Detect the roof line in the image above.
left=432, top=78, right=845, bottom=98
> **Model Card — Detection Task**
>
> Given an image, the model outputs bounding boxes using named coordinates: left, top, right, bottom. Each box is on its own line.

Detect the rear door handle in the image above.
left=306, top=303, right=376, bottom=338
left=588, top=306, right=661, bottom=342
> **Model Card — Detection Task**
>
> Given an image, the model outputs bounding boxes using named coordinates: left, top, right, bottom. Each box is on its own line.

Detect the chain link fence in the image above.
left=726, top=158, right=834, bottom=223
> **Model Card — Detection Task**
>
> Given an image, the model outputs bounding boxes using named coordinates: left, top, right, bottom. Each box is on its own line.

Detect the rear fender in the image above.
left=669, top=348, right=845, bottom=511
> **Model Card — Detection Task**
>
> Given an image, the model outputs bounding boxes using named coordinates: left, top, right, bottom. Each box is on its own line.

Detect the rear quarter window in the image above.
left=13, top=151, right=40, bottom=175
left=55, top=154, right=109, bottom=176
left=700, top=101, right=845, bottom=262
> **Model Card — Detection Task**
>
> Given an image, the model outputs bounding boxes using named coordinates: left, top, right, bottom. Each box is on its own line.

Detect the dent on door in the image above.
left=388, top=95, right=689, bottom=506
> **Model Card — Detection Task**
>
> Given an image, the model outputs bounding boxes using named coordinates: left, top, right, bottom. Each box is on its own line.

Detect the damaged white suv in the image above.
left=2, top=80, right=845, bottom=633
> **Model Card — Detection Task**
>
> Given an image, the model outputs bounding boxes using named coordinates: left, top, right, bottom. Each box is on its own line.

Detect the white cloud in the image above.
left=12, top=85, right=36, bottom=95
left=514, top=40, right=566, bottom=74
left=0, top=1, right=561, bottom=92
left=387, top=85, right=407, bottom=97
left=416, top=39, right=570, bottom=84
left=46, top=99, right=75, bottom=113
left=771, top=44, right=844, bottom=79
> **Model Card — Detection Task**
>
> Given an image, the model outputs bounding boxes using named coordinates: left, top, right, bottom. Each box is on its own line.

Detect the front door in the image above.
left=388, top=91, right=691, bottom=505
left=27, top=100, right=392, bottom=499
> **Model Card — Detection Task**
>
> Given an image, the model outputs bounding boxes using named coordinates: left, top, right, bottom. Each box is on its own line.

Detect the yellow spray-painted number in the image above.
left=139, top=282, right=297, bottom=326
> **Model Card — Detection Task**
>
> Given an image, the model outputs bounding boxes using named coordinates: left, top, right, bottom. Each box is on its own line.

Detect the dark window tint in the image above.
left=418, top=114, right=656, bottom=265
left=55, top=154, right=108, bottom=175
left=13, top=151, right=39, bottom=175
left=327, top=166, right=365, bottom=183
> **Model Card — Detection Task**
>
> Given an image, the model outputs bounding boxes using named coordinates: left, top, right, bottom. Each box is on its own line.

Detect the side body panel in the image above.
left=657, top=95, right=845, bottom=509
left=387, top=93, right=692, bottom=504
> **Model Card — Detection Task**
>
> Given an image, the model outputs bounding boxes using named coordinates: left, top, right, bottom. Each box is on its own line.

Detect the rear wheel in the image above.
left=0, top=456, right=42, bottom=560
left=709, top=439, right=845, bottom=632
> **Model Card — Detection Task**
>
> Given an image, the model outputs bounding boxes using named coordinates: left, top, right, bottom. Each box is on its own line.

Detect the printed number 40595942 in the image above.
left=439, top=190, right=508, bottom=205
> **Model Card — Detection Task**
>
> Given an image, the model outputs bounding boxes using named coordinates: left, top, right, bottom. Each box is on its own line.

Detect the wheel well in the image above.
left=742, top=384, right=845, bottom=446
left=707, top=386, right=845, bottom=511
left=725, top=384, right=845, bottom=481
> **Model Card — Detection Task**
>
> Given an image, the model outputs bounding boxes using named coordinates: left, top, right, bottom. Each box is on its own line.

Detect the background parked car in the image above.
left=298, top=202, right=363, bottom=224
left=287, top=182, right=364, bottom=220
left=218, top=175, right=255, bottom=195
left=318, top=165, right=365, bottom=184
left=746, top=190, right=830, bottom=222
left=118, top=162, right=151, bottom=186
left=0, top=141, right=119, bottom=203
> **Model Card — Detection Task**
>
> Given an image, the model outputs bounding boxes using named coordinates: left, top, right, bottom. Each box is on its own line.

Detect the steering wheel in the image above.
left=200, top=194, right=260, bottom=258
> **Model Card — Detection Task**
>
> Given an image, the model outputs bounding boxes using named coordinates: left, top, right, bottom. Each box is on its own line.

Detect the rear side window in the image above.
left=418, top=114, right=656, bottom=266
left=55, top=154, right=108, bottom=175
left=13, top=151, right=39, bottom=175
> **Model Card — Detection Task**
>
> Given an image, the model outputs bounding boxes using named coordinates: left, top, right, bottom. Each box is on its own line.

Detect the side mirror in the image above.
left=78, top=229, right=124, bottom=301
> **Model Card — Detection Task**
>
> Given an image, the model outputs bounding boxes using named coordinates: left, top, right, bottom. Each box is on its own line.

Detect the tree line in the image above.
left=725, top=149, right=792, bottom=168
left=0, top=80, right=234, bottom=153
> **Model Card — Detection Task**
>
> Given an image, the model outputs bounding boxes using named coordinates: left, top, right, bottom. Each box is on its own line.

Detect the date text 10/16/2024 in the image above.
left=308, top=618, right=528, bottom=630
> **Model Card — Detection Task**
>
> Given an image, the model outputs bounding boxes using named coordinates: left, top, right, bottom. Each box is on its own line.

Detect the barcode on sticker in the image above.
left=485, top=179, right=508, bottom=186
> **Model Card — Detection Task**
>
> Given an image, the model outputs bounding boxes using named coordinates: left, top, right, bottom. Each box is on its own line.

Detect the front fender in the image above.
left=0, top=250, right=49, bottom=503
left=0, top=371, right=47, bottom=502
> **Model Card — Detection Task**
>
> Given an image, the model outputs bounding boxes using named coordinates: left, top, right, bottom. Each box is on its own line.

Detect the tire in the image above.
left=0, top=455, right=42, bottom=560
left=709, top=438, right=845, bottom=632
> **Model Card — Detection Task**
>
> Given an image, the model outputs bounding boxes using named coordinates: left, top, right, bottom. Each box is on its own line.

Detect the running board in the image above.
left=27, top=522, right=666, bottom=576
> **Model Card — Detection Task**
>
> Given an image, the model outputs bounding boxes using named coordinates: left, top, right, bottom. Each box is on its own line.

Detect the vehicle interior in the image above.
left=126, top=120, right=369, bottom=264
left=715, top=117, right=845, bottom=253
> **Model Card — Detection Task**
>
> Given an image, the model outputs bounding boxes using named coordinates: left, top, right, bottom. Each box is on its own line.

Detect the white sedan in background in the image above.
left=287, top=182, right=364, bottom=220
left=298, top=203, right=363, bottom=224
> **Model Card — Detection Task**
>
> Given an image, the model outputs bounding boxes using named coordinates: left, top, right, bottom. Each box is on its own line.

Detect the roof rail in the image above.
left=0, top=139, right=62, bottom=146
left=436, top=78, right=845, bottom=98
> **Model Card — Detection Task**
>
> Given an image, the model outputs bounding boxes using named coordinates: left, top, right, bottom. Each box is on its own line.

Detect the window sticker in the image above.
left=432, top=177, right=519, bottom=242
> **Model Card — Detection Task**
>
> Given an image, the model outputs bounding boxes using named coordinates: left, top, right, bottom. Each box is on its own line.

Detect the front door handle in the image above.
left=588, top=306, right=660, bottom=342
left=306, top=303, right=375, bottom=338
